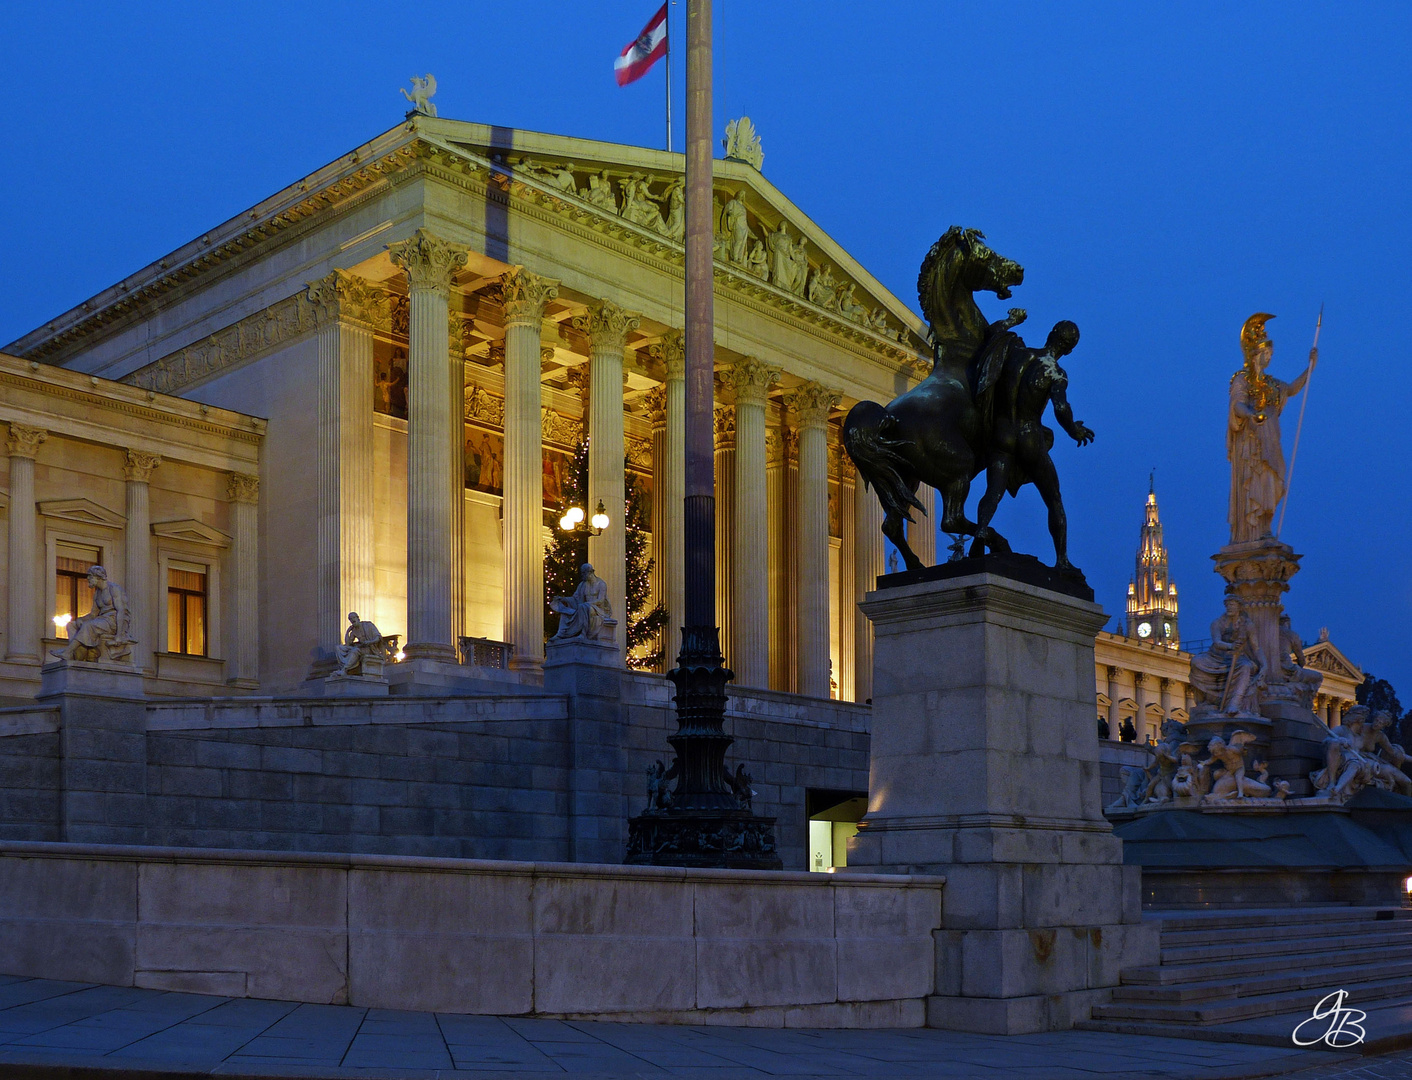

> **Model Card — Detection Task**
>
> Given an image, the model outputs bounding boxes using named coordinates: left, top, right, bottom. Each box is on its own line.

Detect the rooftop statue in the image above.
left=843, top=227, right=1093, bottom=574
left=1228, top=313, right=1316, bottom=543
left=401, top=74, right=438, bottom=117
left=50, top=565, right=135, bottom=664
left=722, top=117, right=764, bottom=171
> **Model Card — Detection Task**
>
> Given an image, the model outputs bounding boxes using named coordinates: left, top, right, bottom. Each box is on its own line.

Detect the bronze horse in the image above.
left=843, top=227, right=1025, bottom=570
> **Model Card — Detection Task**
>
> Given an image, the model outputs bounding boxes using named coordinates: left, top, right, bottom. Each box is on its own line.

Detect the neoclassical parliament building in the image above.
left=0, top=114, right=935, bottom=702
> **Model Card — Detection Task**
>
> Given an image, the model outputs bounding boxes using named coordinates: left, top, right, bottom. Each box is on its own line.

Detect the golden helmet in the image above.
left=1240, top=312, right=1275, bottom=357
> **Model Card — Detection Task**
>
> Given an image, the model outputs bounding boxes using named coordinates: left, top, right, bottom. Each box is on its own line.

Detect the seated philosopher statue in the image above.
left=335, top=612, right=396, bottom=676
left=1189, top=596, right=1261, bottom=716
left=550, top=563, right=614, bottom=642
left=51, top=565, right=135, bottom=663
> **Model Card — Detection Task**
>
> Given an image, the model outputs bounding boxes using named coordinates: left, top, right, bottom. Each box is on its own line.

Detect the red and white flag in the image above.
left=615, top=4, right=668, bottom=86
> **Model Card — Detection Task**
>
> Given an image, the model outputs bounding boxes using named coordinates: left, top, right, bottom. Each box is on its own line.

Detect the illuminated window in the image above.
left=166, top=563, right=208, bottom=656
left=53, top=544, right=101, bottom=639
left=806, top=790, right=867, bottom=872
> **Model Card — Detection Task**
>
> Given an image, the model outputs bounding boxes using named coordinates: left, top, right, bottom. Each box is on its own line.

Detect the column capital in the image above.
left=722, top=356, right=781, bottom=408
left=387, top=229, right=467, bottom=293
left=497, top=267, right=561, bottom=327
left=227, top=472, right=260, bottom=504
left=1107, top=665, right=1121, bottom=681
left=649, top=329, right=685, bottom=380
left=306, top=270, right=390, bottom=331
left=644, top=386, right=667, bottom=426
left=785, top=381, right=841, bottom=430
left=6, top=424, right=46, bottom=459
left=540, top=346, right=558, bottom=366
left=123, top=449, right=162, bottom=483
left=574, top=298, right=641, bottom=352
left=714, top=405, right=736, bottom=451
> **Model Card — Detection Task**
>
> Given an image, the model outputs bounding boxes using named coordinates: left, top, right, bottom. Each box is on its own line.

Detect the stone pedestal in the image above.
left=847, top=564, right=1157, bottom=1033
left=39, top=659, right=148, bottom=845
left=545, top=635, right=625, bottom=864
left=311, top=671, right=390, bottom=697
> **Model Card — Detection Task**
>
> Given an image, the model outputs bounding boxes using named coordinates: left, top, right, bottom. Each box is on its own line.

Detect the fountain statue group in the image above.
left=844, top=227, right=1094, bottom=574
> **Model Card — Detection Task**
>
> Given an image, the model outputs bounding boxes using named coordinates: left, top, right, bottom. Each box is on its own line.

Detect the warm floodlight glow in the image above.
left=559, top=514, right=575, bottom=531
left=566, top=506, right=585, bottom=524
left=53, top=614, right=71, bottom=630
left=1404, top=874, right=1412, bottom=895
left=591, top=499, right=610, bottom=531
left=394, top=649, right=405, bottom=663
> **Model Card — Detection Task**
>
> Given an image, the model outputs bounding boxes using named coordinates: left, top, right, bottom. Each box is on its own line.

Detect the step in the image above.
left=1128, top=935, right=1412, bottom=985
left=1157, top=923, right=1412, bottom=964
left=1151, top=906, right=1412, bottom=936
left=1092, top=973, right=1412, bottom=1026
left=1112, top=955, right=1412, bottom=1005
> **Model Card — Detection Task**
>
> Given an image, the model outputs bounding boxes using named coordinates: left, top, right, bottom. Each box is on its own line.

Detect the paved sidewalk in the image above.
left=0, top=975, right=1397, bottom=1080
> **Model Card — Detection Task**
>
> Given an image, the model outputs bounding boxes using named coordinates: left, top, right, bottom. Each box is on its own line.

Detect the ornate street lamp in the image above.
left=558, top=500, right=609, bottom=536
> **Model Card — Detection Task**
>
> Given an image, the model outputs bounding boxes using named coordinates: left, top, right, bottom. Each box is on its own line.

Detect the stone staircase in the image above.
left=1080, top=905, right=1412, bottom=1045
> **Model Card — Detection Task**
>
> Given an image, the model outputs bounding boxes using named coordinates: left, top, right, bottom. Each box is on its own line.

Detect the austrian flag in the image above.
left=615, top=4, right=668, bottom=86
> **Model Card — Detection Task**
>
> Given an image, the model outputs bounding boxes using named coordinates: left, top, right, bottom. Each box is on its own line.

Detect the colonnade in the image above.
left=315, top=229, right=886, bottom=699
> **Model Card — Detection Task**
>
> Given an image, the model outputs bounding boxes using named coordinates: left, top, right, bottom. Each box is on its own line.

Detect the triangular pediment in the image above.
left=38, top=498, right=124, bottom=530
left=430, top=121, right=927, bottom=353
left=150, top=518, right=231, bottom=548
left=1303, top=639, right=1362, bottom=681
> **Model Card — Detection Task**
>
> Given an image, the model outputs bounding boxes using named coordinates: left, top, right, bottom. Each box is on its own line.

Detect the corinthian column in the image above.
left=837, top=450, right=857, bottom=702
left=646, top=386, right=669, bottom=668
left=574, top=299, right=640, bottom=657
left=388, top=230, right=467, bottom=662
left=712, top=404, right=735, bottom=668
left=123, top=450, right=160, bottom=671
left=499, top=267, right=559, bottom=673
left=908, top=484, right=937, bottom=566
left=5, top=425, right=45, bottom=662
left=854, top=469, right=884, bottom=704
left=306, top=270, right=383, bottom=655
left=788, top=382, right=840, bottom=698
left=227, top=473, right=260, bottom=686
left=766, top=421, right=791, bottom=692
left=650, top=331, right=686, bottom=663
left=728, top=357, right=778, bottom=688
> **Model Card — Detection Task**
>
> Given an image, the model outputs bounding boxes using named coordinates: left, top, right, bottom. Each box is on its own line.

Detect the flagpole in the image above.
left=665, top=2, right=673, bottom=152
left=1276, top=305, right=1321, bottom=540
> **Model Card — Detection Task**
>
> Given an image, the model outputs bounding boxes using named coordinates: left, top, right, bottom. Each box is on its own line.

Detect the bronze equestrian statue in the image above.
left=842, top=227, right=1094, bottom=573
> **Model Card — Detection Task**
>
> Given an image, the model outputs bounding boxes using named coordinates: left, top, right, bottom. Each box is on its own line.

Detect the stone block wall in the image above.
left=0, top=678, right=870, bottom=868
left=0, top=713, right=60, bottom=842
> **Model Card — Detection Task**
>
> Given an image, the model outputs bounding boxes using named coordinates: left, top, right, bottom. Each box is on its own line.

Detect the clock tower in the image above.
left=1126, top=476, right=1179, bottom=648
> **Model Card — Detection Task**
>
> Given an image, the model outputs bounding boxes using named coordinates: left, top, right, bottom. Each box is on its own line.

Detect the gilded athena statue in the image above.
left=1227, top=313, right=1315, bottom=543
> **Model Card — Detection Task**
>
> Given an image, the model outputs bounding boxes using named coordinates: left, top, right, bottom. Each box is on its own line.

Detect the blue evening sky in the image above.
left=1, top=2, right=1407, bottom=691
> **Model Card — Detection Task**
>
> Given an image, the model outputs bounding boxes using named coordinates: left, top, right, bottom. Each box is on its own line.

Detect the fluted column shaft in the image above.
left=908, top=484, right=937, bottom=566
left=500, top=268, right=559, bottom=672
left=576, top=300, right=640, bottom=658
left=853, top=473, right=884, bottom=704
left=647, top=387, right=669, bottom=668
left=837, top=461, right=857, bottom=701
left=713, top=406, right=735, bottom=669
left=228, top=473, right=260, bottom=685
left=389, top=230, right=467, bottom=661
left=729, top=358, right=776, bottom=689
left=449, top=313, right=466, bottom=650
left=309, top=270, right=381, bottom=655
left=123, top=450, right=160, bottom=670
left=5, top=425, right=45, bottom=661
left=1106, top=666, right=1121, bottom=739
left=789, top=383, right=840, bottom=698
left=766, top=422, right=791, bottom=692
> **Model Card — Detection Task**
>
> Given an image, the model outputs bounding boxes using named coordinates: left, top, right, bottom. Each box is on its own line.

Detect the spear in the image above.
left=1276, top=304, right=1321, bottom=540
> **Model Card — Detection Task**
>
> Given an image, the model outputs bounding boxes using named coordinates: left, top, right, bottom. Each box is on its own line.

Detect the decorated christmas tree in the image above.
left=543, top=438, right=666, bottom=669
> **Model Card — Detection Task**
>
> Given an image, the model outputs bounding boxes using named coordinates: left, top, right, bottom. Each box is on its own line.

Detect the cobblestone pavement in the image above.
left=0, top=975, right=1401, bottom=1079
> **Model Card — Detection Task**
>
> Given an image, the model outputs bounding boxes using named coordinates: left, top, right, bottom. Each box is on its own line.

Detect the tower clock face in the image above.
left=1137, top=622, right=1152, bottom=638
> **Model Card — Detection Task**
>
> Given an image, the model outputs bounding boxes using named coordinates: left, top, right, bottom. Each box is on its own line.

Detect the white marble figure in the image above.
left=1203, top=732, right=1287, bottom=800
left=746, top=239, right=769, bottom=280
left=335, top=612, right=395, bottom=676
left=1189, top=596, right=1262, bottom=716
left=806, top=264, right=837, bottom=309
left=523, top=161, right=577, bottom=194
left=766, top=222, right=806, bottom=295
left=550, top=563, right=613, bottom=642
left=581, top=171, right=618, bottom=213
left=1228, top=313, right=1315, bottom=543
left=620, top=175, right=666, bottom=233
left=662, top=182, right=685, bottom=241
left=1278, top=614, right=1324, bottom=708
left=1106, top=765, right=1149, bottom=813
left=722, top=116, right=764, bottom=170
left=1317, top=707, right=1412, bottom=799
left=836, top=283, right=871, bottom=325
left=400, top=74, right=438, bottom=117
left=51, top=566, right=135, bottom=663
left=721, top=193, right=751, bottom=265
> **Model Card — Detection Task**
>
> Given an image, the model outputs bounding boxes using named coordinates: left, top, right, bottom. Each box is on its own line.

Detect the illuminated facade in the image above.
left=1125, top=477, right=1179, bottom=648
